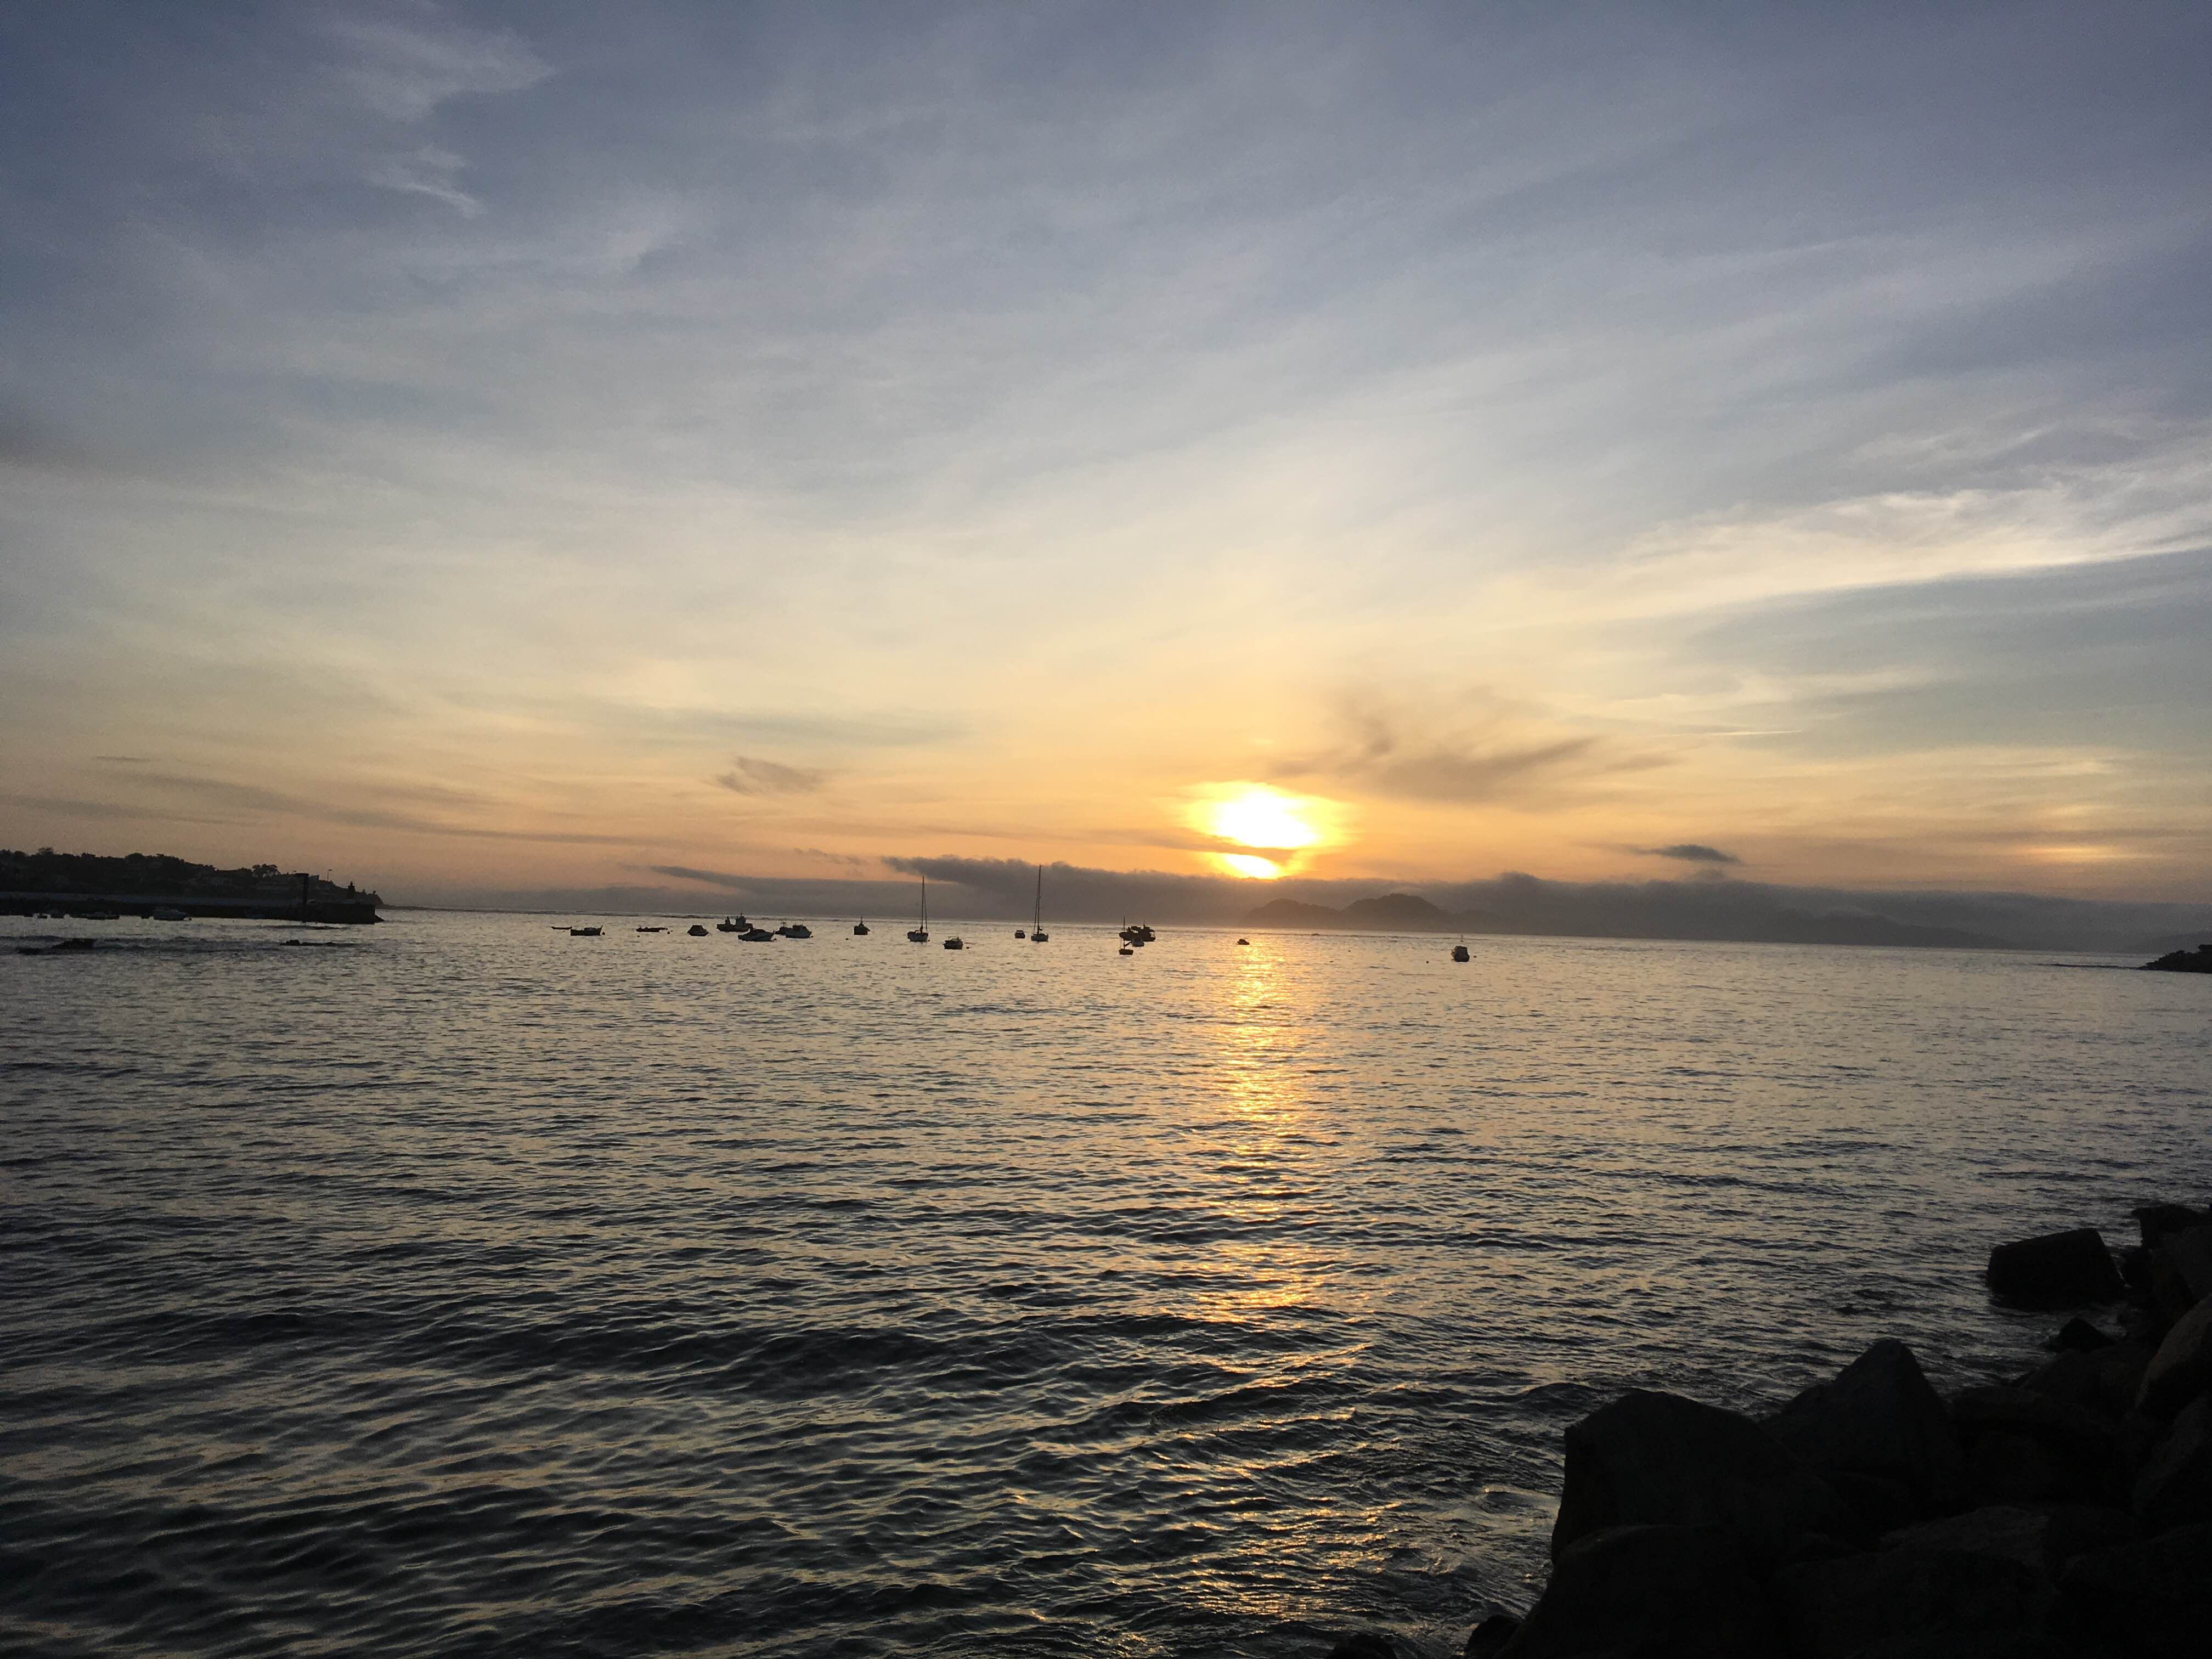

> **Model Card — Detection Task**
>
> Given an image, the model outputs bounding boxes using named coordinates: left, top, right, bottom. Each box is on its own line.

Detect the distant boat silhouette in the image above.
left=1451, top=944, right=1470, bottom=962
left=943, top=935, right=964, bottom=950
left=1118, top=944, right=1133, bottom=956
left=687, top=924, right=708, bottom=936
left=636, top=926, right=667, bottom=933
left=739, top=926, right=775, bottom=942
left=569, top=926, right=602, bottom=936
left=907, top=875, right=929, bottom=943
left=1031, top=866, right=1049, bottom=943
left=853, top=918, right=870, bottom=935
left=716, top=915, right=748, bottom=933
left=1119, top=922, right=1154, bottom=945
left=776, top=922, right=812, bottom=939
left=1237, top=938, right=1250, bottom=945
left=1014, top=929, right=1025, bottom=938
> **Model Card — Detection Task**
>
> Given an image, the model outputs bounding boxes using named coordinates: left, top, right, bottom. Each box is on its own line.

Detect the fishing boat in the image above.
left=1030, top=866, right=1049, bottom=943
left=853, top=918, right=870, bottom=935
left=716, top=915, right=745, bottom=933
left=1118, top=922, right=1154, bottom=945
left=1452, top=943, right=1471, bottom=962
left=907, top=875, right=929, bottom=943
left=776, top=922, right=813, bottom=939
left=943, top=936, right=964, bottom=950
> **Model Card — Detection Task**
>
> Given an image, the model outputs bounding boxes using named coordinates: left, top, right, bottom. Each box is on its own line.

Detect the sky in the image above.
left=4, top=1, right=2210, bottom=912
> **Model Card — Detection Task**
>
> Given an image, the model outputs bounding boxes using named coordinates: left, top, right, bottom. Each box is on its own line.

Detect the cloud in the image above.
left=714, top=756, right=831, bottom=796
left=365, top=145, right=482, bottom=216
left=1277, top=691, right=1646, bottom=804
left=1638, top=843, right=1741, bottom=864
left=325, top=7, right=551, bottom=122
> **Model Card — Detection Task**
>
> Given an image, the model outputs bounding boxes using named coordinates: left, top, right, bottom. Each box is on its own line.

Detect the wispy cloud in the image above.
left=714, top=756, right=830, bottom=796
left=1638, top=843, right=1741, bottom=865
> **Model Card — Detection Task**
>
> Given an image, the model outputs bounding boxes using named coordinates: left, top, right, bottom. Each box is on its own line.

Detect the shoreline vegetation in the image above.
left=0, top=848, right=382, bottom=924
left=1329, top=1206, right=2212, bottom=1659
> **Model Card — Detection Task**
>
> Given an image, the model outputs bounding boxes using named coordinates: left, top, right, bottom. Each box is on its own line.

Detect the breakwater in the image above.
left=1333, top=1205, right=2212, bottom=1658
left=0, top=889, right=382, bottom=924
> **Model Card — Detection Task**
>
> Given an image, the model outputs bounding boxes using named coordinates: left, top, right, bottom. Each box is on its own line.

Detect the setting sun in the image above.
left=1188, top=784, right=1343, bottom=878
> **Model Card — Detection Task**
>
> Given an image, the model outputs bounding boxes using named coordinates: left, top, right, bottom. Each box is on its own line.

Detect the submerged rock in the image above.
left=1551, top=1390, right=1849, bottom=1562
left=1986, top=1227, right=2125, bottom=1309
left=2047, top=1316, right=2115, bottom=1352
left=1461, top=1612, right=1518, bottom=1657
left=1767, top=1338, right=1965, bottom=1519
left=1500, top=1523, right=1778, bottom=1659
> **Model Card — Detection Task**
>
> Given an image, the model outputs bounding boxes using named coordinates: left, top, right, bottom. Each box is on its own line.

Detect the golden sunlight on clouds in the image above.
left=1187, top=783, right=1345, bottom=878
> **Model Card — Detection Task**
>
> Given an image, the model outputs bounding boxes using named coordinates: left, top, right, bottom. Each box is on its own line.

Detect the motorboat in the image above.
left=569, top=926, right=603, bottom=936
left=1118, top=944, right=1134, bottom=956
left=716, top=915, right=750, bottom=933
left=637, top=926, right=667, bottom=933
left=151, top=906, right=190, bottom=921
left=1452, top=944, right=1471, bottom=962
left=1014, top=929, right=1025, bottom=938
left=943, top=936, right=964, bottom=950
left=1118, top=922, right=1154, bottom=945
left=687, top=924, right=709, bottom=936
left=739, top=927, right=776, bottom=942
left=775, top=922, right=813, bottom=939
left=854, top=919, right=870, bottom=935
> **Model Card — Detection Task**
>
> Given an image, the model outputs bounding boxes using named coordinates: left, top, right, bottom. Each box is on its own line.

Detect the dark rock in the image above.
left=2057, top=1521, right=2212, bottom=1659
left=1551, top=1390, right=1849, bottom=1563
left=1950, top=1386, right=2126, bottom=1506
left=1986, top=1228, right=2125, bottom=1310
left=2049, top=1317, right=2115, bottom=1352
left=2134, top=1393, right=2212, bottom=1532
left=1767, top=1338, right=1966, bottom=1519
left=2159, top=1224, right=2212, bottom=1306
left=2137, top=1295, right=2212, bottom=1419
left=1773, top=1543, right=2055, bottom=1659
left=1462, top=1613, right=1519, bottom=1658
left=2132, top=1204, right=2211, bottom=1251
left=2022, top=1341, right=2152, bottom=1421
left=1499, top=1523, right=1778, bottom=1659
left=1323, top=1634, right=1396, bottom=1659
left=1883, top=1503, right=2138, bottom=1573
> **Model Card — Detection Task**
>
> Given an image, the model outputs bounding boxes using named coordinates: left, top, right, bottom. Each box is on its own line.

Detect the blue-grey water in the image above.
left=3, top=910, right=2207, bottom=1657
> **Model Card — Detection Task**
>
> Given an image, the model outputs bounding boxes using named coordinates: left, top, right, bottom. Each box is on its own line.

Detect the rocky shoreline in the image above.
left=1330, top=1204, right=2212, bottom=1658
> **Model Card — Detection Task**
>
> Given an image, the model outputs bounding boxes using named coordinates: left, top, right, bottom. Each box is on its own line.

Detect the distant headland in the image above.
left=0, top=848, right=382, bottom=924
left=1242, top=890, right=2005, bottom=951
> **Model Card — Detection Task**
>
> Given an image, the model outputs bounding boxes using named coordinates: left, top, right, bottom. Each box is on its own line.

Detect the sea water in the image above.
left=3, top=910, right=2206, bottom=1656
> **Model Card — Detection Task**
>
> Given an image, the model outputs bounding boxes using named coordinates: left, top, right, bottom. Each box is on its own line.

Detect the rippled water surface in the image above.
left=3, top=910, right=2208, bottom=1656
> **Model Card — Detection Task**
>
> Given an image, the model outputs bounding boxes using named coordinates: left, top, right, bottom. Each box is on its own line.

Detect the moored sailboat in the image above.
left=907, top=876, right=929, bottom=943
left=1030, top=865, right=1049, bottom=942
